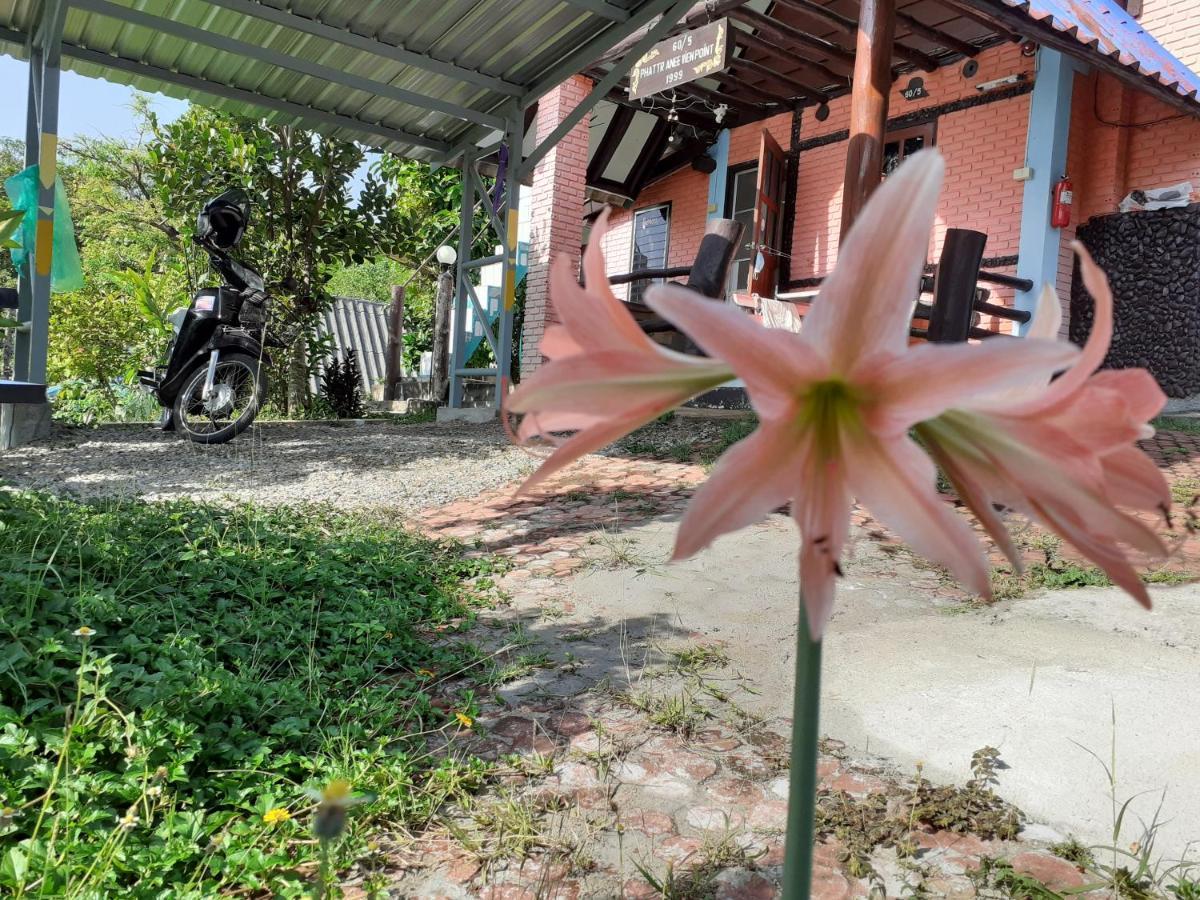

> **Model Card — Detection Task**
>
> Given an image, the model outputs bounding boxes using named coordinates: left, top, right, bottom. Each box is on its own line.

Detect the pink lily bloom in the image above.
left=914, top=245, right=1171, bottom=608
left=505, top=210, right=735, bottom=491
left=644, top=151, right=1080, bottom=636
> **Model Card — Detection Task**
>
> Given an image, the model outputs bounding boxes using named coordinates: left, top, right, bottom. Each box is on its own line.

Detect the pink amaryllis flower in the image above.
left=505, top=210, right=735, bottom=490
left=914, top=246, right=1171, bottom=607
left=642, top=151, right=1080, bottom=636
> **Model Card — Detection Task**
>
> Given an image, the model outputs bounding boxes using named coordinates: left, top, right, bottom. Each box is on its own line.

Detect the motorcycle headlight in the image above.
left=194, top=296, right=216, bottom=312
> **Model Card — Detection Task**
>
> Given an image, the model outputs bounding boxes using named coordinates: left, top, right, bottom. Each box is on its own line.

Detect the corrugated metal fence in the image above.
left=310, top=296, right=392, bottom=399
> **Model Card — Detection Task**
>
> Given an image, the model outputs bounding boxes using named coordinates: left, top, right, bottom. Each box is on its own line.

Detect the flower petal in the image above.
left=506, top=350, right=731, bottom=417
left=1027, top=283, right=1063, bottom=340
left=673, top=422, right=806, bottom=559
left=1101, top=444, right=1172, bottom=513
left=869, top=338, right=1078, bottom=433
left=845, top=431, right=991, bottom=599
left=793, top=455, right=851, bottom=638
left=803, top=150, right=944, bottom=371
left=552, top=213, right=653, bottom=354
left=647, top=282, right=829, bottom=418
left=1009, top=243, right=1112, bottom=415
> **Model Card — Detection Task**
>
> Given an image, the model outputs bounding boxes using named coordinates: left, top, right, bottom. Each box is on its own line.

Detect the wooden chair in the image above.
left=605, top=218, right=746, bottom=339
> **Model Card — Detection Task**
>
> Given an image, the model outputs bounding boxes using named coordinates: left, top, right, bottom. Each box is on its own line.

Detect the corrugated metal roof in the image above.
left=996, top=0, right=1200, bottom=104
left=0, top=0, right=670, bottom=161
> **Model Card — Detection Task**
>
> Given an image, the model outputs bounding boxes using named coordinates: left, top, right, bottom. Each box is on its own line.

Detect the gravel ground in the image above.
left=0, top=420, right=538, bottom=513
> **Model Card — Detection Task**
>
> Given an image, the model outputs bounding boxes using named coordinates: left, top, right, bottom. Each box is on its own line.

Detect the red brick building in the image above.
left=519, top=0, right=1200, bottom=393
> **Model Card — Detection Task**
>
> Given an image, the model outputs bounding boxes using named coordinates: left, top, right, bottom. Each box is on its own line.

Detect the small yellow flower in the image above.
left=117, top=809, right=139, bottom=831
left=146, top=785, right=163, bottom=798
left=455, top=712, right=473, bottom=728
left=384, top=632, right=394, bottom=639
left=0, top=807, right=17, bottom=828
left=262, top=807, right=292, bottom=825
left=417, top=668, right=436, bottom=678
left=72, top=626, right=96, bottom=638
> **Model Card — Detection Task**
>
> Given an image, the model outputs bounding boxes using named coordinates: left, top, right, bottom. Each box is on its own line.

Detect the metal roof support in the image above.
left=494, top=105, right=524, bottom=408
left=70, top=0, right=506, bottom=129
left=448, top=150, right=475, bottom=409
left=59, top=43, right=452, bottom=153
left=14, top=0, right=66, bottom=387
left=521, top=0, right=691, bottom=106
left=202, top=0, right=524, bottom=97
left=524, top=0, right=693, bottom=174
left=560, top=0, right=632, bottom=22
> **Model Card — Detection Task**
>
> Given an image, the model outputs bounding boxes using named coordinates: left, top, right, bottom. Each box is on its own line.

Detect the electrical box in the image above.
left=1013, top=166, right=1034, bottom=182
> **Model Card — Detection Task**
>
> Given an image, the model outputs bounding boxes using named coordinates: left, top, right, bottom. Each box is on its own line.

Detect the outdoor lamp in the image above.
left=436, top=245, right=457, bottom=267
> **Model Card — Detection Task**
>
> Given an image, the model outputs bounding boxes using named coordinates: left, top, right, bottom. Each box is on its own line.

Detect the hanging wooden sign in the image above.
left=628, top=19, right=730, bottom=101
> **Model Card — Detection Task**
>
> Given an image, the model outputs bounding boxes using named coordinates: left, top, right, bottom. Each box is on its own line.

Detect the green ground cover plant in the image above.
left=0, top=491, right=499, bottom=896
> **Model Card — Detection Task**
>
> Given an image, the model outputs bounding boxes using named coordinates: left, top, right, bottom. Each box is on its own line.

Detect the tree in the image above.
left=148, top=107, right=396, bottom=411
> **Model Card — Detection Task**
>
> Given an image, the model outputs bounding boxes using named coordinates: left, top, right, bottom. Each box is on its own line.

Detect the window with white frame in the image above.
left=630, top=203, right=670, bottom=304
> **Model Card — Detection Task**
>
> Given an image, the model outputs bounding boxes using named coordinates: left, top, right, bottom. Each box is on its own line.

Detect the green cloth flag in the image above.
left=4, top=164, right=85, bottom=293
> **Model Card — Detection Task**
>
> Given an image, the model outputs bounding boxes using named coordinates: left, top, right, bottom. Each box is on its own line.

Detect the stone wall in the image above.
left=1072, top=205, right=1200, bottom=398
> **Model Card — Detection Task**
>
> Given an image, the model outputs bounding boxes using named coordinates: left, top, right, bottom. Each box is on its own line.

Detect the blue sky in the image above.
left=0, top=55, right=188, bottom=142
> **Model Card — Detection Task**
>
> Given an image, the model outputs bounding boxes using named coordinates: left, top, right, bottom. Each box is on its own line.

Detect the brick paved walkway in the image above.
left=375, top=429, right=1200, bottom=899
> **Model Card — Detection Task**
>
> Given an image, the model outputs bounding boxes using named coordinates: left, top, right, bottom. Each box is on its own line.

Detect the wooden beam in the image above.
left=587, top=103, right=635, bottom=183
left=895, top=9, right=979, bottom=57
left=727, top=6, right=856, bottom=71
left=928, top=0, right=1020, bottom=42
left=765, top=0, right=939, bottom=72
left=732, top=24, right=847, bottom=90
left=720, top=78, right=796, bottom=105
left=840, top=0, right=896, bottom=237
left=729, top=55, right=829, bottom=104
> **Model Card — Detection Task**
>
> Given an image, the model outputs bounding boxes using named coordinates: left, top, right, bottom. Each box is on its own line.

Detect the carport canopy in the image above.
left=0, top=0, right=699, bottom=411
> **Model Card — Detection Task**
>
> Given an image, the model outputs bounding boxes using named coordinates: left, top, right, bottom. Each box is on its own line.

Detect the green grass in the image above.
left=1153, top=416, right=1200, bottom=437
left=0, top=491, right=500, bottom=897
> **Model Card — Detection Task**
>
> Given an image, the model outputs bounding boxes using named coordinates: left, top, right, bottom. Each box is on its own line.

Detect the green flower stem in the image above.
left=781, top=604, right=823, bottom=899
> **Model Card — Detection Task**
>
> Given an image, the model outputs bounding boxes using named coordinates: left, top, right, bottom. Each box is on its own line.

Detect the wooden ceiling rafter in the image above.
left=927, top=0, right=1021, bottom=41
left=728, top=53, right=830, bottom=103
left=894, top=8, right=980, bottom=57
left=763, top=0, right=941, bottom=72
left=730, top=28, right=841, bottom=95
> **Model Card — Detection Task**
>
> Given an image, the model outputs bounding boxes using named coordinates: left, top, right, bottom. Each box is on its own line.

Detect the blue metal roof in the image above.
left=998, top=0, right=1200, bottom=106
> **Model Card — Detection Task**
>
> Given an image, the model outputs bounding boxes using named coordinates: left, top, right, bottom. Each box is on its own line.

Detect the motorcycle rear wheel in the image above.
left=173, top=352, right=266, bottom=444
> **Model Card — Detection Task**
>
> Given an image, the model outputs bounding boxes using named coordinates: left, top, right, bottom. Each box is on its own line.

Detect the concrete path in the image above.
left=570, top=513, right=1200, bottom=862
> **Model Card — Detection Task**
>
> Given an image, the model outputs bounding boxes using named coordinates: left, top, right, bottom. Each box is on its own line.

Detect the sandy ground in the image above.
left=567, top=514, right=1200, bottom=862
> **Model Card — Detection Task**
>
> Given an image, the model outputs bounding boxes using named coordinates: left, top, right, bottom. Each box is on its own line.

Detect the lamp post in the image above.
left=431, top=244, right=457, bottom=403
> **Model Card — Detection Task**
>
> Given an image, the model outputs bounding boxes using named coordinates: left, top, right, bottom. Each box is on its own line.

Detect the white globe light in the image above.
left=436, top=245, right=457, bottom=266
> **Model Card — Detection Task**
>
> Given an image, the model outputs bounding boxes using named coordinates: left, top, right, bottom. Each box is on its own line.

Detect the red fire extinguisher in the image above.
left=1052, top=175, right=1073, bottom=229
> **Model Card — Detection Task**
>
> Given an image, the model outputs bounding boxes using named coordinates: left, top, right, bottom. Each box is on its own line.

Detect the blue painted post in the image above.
left=705, top=129, right=730, bottom=221
left=1015, top=48, right=1076, bottom=332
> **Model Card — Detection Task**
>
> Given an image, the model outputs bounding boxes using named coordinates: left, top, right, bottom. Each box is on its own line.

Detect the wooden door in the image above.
left=749, top=129, right=786, bottom=300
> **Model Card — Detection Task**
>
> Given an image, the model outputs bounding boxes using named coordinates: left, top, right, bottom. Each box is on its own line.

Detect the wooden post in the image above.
left=431, top=267, right=454, bottom=403
left=383, top=285, right=404, bottom=401
left=839, top=0, right=896, bottom=239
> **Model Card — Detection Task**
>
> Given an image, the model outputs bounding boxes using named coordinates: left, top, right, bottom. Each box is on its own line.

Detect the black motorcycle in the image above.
left=140, top=189, right=280, bottom=444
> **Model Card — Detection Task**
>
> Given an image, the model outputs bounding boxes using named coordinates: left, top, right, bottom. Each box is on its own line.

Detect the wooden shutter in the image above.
left=749, top=129, right=786, bottom=300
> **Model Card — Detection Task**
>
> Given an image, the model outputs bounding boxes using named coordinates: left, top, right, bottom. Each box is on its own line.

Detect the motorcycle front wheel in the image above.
left=173, top=351, right=266, bottom=444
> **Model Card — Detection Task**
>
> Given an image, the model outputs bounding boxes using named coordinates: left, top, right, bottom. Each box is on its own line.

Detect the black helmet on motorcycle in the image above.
left=196, top=188, right=251, bottom=250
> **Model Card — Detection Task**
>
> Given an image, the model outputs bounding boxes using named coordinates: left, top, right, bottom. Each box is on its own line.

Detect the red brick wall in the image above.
left=1139, top=0, right=1200, bottom=72
left=521, top=75, right=591, bottom=374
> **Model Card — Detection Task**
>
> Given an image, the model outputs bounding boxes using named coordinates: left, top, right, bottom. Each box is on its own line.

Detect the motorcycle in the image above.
left=139, top=189, right=281, bottom=444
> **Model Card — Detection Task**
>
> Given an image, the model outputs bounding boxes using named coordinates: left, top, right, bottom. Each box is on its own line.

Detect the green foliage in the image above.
left=52, top=379, right=159, bottom=426
left=320, top=350, right=365, bottom=419
left=0, top=492, right=498, bottom=896
left=149, top=107, right=397, bottom=410
left=1152, top=416, right=1200, bottom=436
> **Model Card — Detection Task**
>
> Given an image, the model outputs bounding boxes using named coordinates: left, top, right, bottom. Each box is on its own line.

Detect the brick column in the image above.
left=520, top=75, right=591, bottom=378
